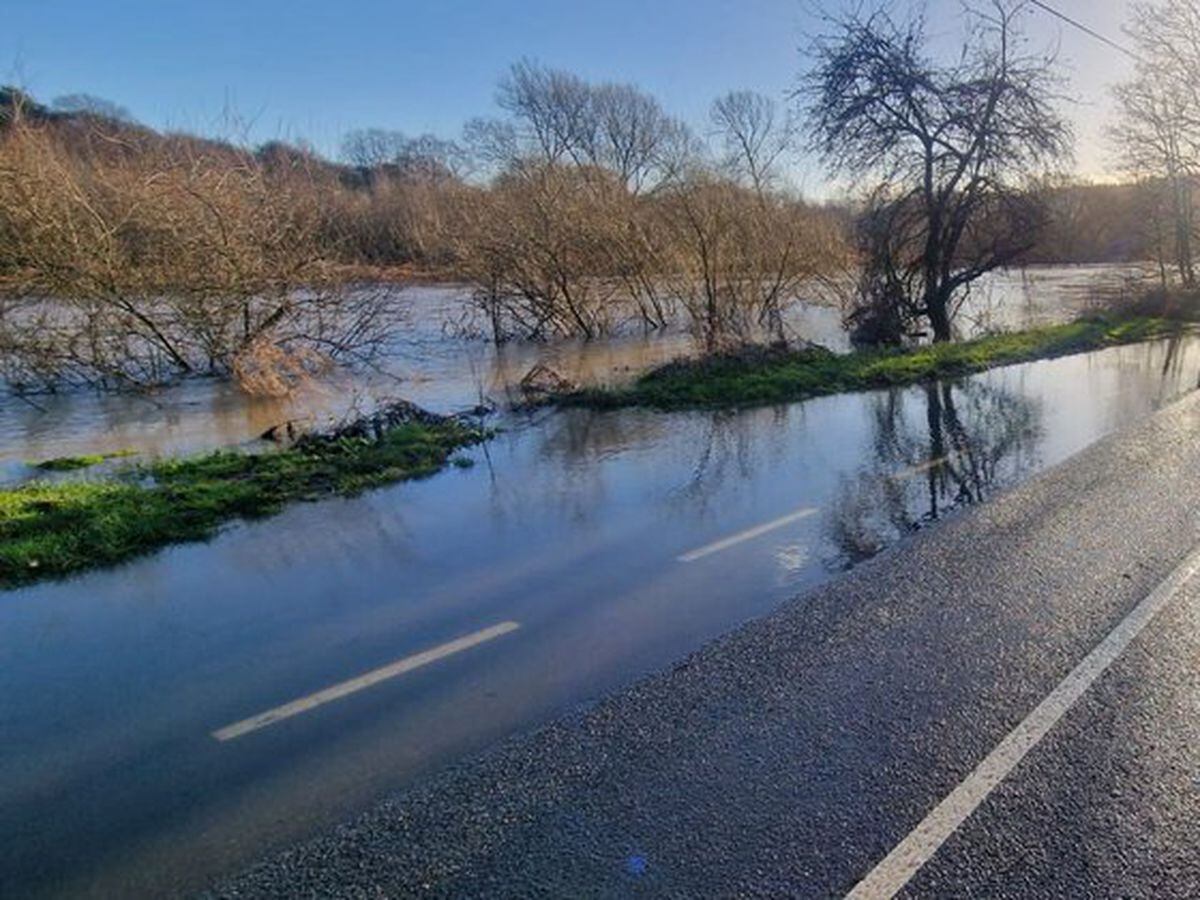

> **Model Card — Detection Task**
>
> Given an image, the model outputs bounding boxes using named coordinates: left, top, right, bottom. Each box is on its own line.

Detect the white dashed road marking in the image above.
left=677, top=508, right=819, bottom=562
left=213, top=621, right=521, bottom=741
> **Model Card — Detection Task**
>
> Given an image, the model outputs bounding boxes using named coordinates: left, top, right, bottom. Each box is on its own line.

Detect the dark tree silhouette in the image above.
left=800, top=1, right=1071, bottom=342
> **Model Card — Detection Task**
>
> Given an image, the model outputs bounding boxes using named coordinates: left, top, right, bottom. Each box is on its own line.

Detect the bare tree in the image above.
left=800, top=2, right=1071, bottom=342
left=340, top=128, right=409, bottom=169
left=587, top=82, right=685, bottom=192
left=1110, top=0, right=1200, bottom=288
left=394, top=134, right=466, bottom=181
left=50, top=93, right=134, bottom=123
left=461, top=116, right=520, bottom=175
left=496, top=60, right=594, bottom=166
left=341, top=128, right=464, bottom=181
left=486, top=61, right=688, bottom=193
left=710, top=90, right=793, bottom=194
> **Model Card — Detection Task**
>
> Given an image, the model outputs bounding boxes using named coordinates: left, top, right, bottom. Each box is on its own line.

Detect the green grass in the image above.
left=1, top=420, right=487, bottom=589
left=31, top=449, right=137, bottom=471
left=563, top=316, right=1183, bottom=411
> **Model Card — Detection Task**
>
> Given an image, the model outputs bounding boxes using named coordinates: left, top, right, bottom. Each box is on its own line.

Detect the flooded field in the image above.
left=1, top=325, right=1196, bottom=897
left=0, top=265, right=1141, bottom=471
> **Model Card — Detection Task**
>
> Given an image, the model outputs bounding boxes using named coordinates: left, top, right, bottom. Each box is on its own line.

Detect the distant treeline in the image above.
left=1024, top=182, right=1157, bottom=266
left=0, top=84, right=1155, bottom=274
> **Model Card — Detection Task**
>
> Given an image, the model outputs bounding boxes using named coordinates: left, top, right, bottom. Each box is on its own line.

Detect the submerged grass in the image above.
left=563, top=316, right=1183, bottom=411
left=1, top=420, right=486, bottom=589
left=32, top=449, right=137, bottom=471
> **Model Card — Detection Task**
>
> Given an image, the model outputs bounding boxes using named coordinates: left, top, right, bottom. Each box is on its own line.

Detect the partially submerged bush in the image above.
left=455, top=163, right=634, bottom=341
left=0, top=117, right=404, bottom=393
left=653, top=173, right=843, bottom=352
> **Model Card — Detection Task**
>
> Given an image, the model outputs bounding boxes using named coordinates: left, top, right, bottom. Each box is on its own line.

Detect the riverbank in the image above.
left=559, top=316, right=1183, bottom=411
left=0, top=409, right=487, bottom=589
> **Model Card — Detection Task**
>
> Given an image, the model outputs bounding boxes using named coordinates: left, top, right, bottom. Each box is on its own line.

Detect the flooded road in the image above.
left=1, top=333, right=1197, bottom=897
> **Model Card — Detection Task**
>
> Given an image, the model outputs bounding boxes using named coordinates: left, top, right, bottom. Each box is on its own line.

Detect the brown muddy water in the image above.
left=0, top=265, right=1186, bottom=898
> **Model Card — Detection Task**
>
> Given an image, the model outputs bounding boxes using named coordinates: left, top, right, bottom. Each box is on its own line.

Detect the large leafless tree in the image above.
left=800, top=1, right=1071, bottom=342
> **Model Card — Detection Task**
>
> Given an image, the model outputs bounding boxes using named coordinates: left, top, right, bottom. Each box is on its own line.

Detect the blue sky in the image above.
left=3, top=1, right=1134, bottom=186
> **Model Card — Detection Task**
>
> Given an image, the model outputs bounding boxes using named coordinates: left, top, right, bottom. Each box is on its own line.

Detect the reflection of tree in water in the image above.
left=527, top=406, right=718, bottom=527
left=529, top=405, right=777, bottom=525
left=1157, top=333, right=1200, bottom=394
left=668, top=405, right=798, bottom=518
left=520, top=409, right=652, bottom=526
left=1079, top=334, right=1200, bottom=432
left=677, top=413, right=751, bottom=498
left=827, top=378, right=1043, bottom=569
left=536, top=406, right=672, bottom=464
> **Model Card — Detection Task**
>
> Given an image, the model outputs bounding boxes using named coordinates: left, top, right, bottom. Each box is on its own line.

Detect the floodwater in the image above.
left=1, top=328, right=1197, bottom=897
left=0, top=264, right=1139, bottom=473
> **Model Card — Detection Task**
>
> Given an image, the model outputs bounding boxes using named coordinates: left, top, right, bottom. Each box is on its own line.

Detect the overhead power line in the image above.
left=1027, top=0, right=1142, bottom=62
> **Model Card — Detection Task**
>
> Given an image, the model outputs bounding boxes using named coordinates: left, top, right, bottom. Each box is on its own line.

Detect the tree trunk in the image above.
left=927, top=290, right=952, bottom=343
left=1172, top=175, right=1195, bottom=287
left=1181, top=180, right=1195, bottom=288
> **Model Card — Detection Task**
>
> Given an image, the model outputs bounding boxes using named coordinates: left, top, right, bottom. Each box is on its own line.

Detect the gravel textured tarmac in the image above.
left=210, top=390, right=1200, bottom=898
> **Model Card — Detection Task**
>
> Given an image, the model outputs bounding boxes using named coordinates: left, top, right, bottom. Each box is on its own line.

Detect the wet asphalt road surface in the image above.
left=211, top=390, right=1200, bottom=898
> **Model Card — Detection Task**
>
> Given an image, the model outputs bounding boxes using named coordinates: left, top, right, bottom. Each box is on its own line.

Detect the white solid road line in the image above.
left=212, top=621, right=521, bottom=742
left=677, top=507, right=819, bottom=563
left=845, top=542, right=1200, bottom=900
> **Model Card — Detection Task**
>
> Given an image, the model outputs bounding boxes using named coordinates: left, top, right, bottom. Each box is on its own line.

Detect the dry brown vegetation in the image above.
left=0, top=76, right=851, bottom=390
left=450, top=64, right=851, bottom=351
left=0, top=98, right=402, bottom=393
left=453, top=161, right=849, bottom=351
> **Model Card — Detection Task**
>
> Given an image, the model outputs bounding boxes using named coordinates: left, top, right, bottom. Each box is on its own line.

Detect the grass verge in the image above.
left=561, top=316, right=1184, bottom=411
left=1, top=419, right=487, bottom=589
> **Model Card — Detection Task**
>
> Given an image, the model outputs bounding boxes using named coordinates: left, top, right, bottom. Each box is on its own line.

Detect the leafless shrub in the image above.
left=654, top=171, right=843, bottom=352
left=454, top=162, right=631, bottom=341
left=710, top=90, right=795, bottom=194
left=0, top=116, right=404, bottom=393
